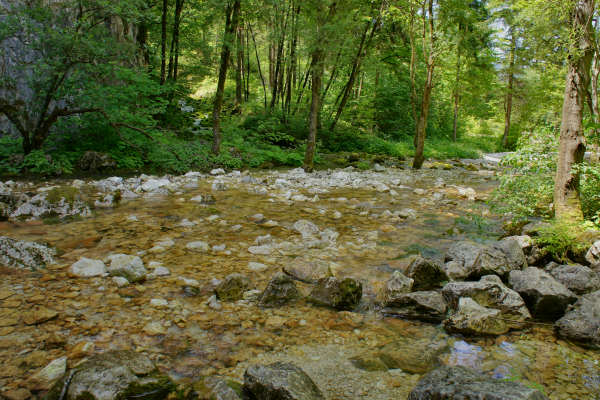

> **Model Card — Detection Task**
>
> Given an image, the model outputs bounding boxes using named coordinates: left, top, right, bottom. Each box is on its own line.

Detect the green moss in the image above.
left=46, top=186, right=80, bottom=205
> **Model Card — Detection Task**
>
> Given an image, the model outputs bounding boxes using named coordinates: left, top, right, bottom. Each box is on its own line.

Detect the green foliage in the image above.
left=21, top=150, right=73, bottom=176
left=535, top=222, right=593, bottom=263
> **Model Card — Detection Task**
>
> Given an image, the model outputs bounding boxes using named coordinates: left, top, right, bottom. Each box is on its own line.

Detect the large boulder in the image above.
left=555, top=290, right=600, bottom=349
left=444, top=297, right=509, bottom=336
left=376, top=338, right=448, bottom=374
left=406, top=257, right=448, bottom=291
left=106, top=254, right=147, bottom=283
left=585, top=240, right=600, bottom=268
left=308, top=277, right=362, bottom=311
left=383, top=291, right=447, bottom=323
left=215, top=273, right=251, bottom=301
left=509, top=267, right=577, bottom=321
left=442, top=275, right=530, bottom=327
left=549, top=264, right=600, bottom=295
left=259, top=272, right=301, bottom=307
left=408, top=366, right=548, bottom=400
left=0, top=236, right=55, bottom=270
left=444, top=239, right=526, bottom=280
left=45, top=351, right=176, bottom=400
left=243, top=362, right=325, bottom=400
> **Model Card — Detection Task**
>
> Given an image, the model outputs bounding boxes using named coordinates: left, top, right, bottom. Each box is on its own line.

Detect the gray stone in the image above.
left=377, top=338, right=448, bottom=374
left=381, top=270, right=413, bottom=304
left=259, top=273, right=301, bottom=307
left=555, top=290, right=600, bottom=349
left=383, top=291, right=447, bottom=323
left=308, top=277, right=362, bottom=311
left=293, top=220, right=320, bottom=239
left=70, top=257, right=107, bottom=277
left=407, top=257, right=449, bottom=290
left=585, top=240, right=600, bottom=267
left=549, top=264, right=600, bottom=295
left=442, top=275, right=530, bottom=327
left=0, top=236, right=55, bottom=270
left=509, top=267, right=577, bottom=321
left=408, top=366, right=548, bottom=400
left=106, top=254, right=147, bottom=283
left=444, top=240, right=526, bottom=280
left=57, top=351, right=175, bottom=400
left=243, top=362, right=325, bottom=400
left=444, top=297, right=509, bottom=336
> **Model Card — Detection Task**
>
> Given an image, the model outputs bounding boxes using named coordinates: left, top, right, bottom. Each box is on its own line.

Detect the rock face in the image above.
left=442, top=275, right=530, bottom=326
left=69, top=258, right=107, bottom=277
left=48, top=351, right=175, bottom=400
left=0, top=236, right=55, bottom=270
left=259, top=273, right=301, bottom=307
left=243, top=362, right=325, bottom=400
left=308, top=277, right=362, bottom=311
left=215, top=274, right=251, bottom=301
left=406, top=257, right=448, bottom=290
left=549, top=264, right=600, bottom=295
left=585, top=240, right=600, bottom=267
left=106, top=254, right=147, bottom=283
left=555, top=290, right=600, bottom=348
left=408, top=366, right=549, bottom=400
left=509, top=267, right=577, bottom=321
left=383, top=291, right=447, bottom=323
left=444, top=297, right=509, bottom=336
left=444, top=240, right=526, bottom=280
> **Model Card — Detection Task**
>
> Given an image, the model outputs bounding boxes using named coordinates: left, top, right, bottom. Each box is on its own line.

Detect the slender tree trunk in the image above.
left=212, top=0, right=241, bottom=154
left=168, top=0, right=184, bottom=82
left=137, top=22, right=150, bottom=66
left=413, top=0, right=436, bottom=170
left=554, top=0, right=595, bottom=220
left=285, top=4, right=300, bottom=114
left=304, top=2, right=337, bottom=172
left=245, top=27, right=251, bottom=101
left=330, top=3, right=381, bottom=132
left=452, top=42, right=462, bottom=142
left=160, top=0, right=168, bottom=85
left=235, top=21, right=244, bottom=112
left=589, top=42, right=600, bottom=163
left=502, top=33, right=516, bottom=148
left=249, top=23, right=267, bottom=109
left=270, top=6, right=289, bottom=110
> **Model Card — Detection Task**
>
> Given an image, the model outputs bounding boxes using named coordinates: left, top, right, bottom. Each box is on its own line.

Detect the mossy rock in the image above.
left=215, top=274, right=251, bottom=302
left=46, top=186, right=81, bottom=205
left=308, top=277, right=362, bottom=311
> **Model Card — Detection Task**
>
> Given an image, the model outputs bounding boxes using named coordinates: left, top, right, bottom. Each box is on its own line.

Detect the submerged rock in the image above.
left=442, top=275, right=530, bottom=327
left=70, top=257, right=107, bottom=277
left=0, top=236, right=55, bottom=270
left=555, top=290, right=600, bottom=349
left=408, top=366, right=548, bottom=400
left=259, top=273, right=301, bottom=307
left=380, top=270, right=414, bottom=304
left=407, top=257, right=449, bottom=290
left=215, top=273, right=251, bottom=301
left=106, top=254, right=147, bottom=283
left=444, top=297, right=509, bottom=336
left=308, top=277, right=362, bottom=311
left=243, top=362, right=325, bottom=400
left=46, top=351, right=175, bottom=400
left=509, top=267, right=577, bottom=321
left=383, top=291, right=447, bottom=323
left=377, top=338, right=448, bottom=374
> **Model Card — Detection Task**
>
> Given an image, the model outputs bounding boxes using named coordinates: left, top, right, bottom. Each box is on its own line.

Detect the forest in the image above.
left=1, top=1, right=600, bottom=399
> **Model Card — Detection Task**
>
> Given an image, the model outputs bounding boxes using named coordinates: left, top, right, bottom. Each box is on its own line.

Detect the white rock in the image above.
left=179, top=276, right=200, bottom=287
left=70, top=258, right=106, bottom=277
left=112, top=276, right=129, bottom=287
left=206, top=215, right=220, bottom=222
left=248, top=245, right=273, bottom=255
left=186, top=241, right=209, bottom=252
left=150, top=298, right=169, bottom=307
left=141, top=178, right=170, bottom=192
left=190, top=195, right=204, bottom=202
left=153, top=266, right=171, bottom=276
left=210, top=168, right=225, bottom=175
left=106, top=254, right=147, bottom=282
left=248, top=262, right=268, bottom=272
left=31, top=356, right=67, bottom=386
left=208, top=295, right=222, bottom=310
left=212, top=244, right=226, bottom=252
left=293, top=220, right=320, bottom=239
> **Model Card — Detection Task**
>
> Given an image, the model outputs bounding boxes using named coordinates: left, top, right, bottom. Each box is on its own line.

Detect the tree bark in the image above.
left=235, top=21, right=244, bottom=112
left=413, top=0, right=436, bottom=170
left=212, top=0, right=240, bottom=155
left=452, top=41, right=462, bottom=142
left=168, top=0, right=184, bottom=81
left=160, top=0, right=168, bottom=85
left=502, top=32, right=516, bottom=148
left=249, top=23, right=268, bottom=109
left=554, top=0, right=595, bottom=220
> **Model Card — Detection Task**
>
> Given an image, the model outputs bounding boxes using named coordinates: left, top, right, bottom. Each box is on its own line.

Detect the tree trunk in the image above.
left=172, top=0, right=184, bottom=82
left=249, top=23, right=268, bottom=109
left=554, top=0, right=595, bottom=220
left=452, top=41, right=462, bottom=142
left=212, top=0, right=241, bottom=155
left=160, top=0, right=168, bottom=85
left=589, top=42, right=600, bottom=163
left=235, top=21, right=244, bottom=112
left=285, top=4, right=300, bottom=115
left=502, top=32, right=516, bottom=148
left=412, top=0, right=435, bottom=170
left=304, top=2, right=336, bottom=172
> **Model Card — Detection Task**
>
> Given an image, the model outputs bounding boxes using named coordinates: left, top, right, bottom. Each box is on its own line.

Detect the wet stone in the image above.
left=259, top=273, right=301, bottom=307
left=243, top=362, right=325, bottom=400
left=215, top=274, right=251, bottom=302
left=308, top=277, right=362, bottom=311
left=383, top=291, right=447, bottom=323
